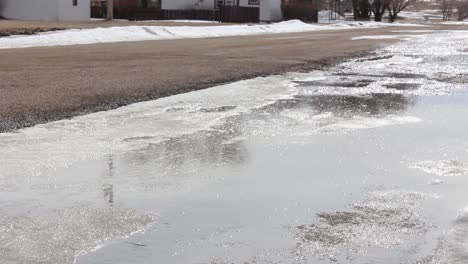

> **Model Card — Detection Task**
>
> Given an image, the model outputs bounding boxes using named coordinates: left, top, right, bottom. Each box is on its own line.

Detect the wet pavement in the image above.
left=1, top=31, right=468, bottom=264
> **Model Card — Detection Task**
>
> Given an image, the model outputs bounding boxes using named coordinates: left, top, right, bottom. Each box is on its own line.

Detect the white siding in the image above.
left=1, top=0, right=58, bottom=20
left=58, top=0, right=90, bottom=20
left=0, top=0, right=90, bottom=20
left=262, top=0, right=282, bottom=22
left=237, top=0, right=283, bottom=22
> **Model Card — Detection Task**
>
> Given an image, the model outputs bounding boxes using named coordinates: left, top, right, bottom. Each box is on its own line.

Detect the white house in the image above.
left=0, top=0, right=91, bottom=20
left=161, top=0, right=282, bottom=22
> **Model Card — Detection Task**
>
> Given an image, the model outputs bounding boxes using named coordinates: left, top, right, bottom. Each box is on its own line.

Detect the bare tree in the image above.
left=107, top=0, right=113, bottom=20
left=387, top=0, right=417, bottom=22
left=456, top=0, right=468, bottom=20
left=352, top=0, right=372, bottom=20
left=372, top=0, right=391, bottom=21
left=439, top=0, right=455, bottom=20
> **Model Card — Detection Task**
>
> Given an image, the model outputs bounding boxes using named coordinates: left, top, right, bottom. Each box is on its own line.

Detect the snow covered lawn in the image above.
left=0, top=20, right=426, bottom=49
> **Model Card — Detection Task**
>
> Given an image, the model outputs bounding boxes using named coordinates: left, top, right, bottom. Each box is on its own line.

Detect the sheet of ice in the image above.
left=410, top=160, right=468, bottom=177
left=294, top=189, right=436, bottom=262
left=0, top=75, right=296, bottom=182
left=0, top=206, right=155, bottom=264
left=0, top=20, right=426, bottom=49
left=315, top=115, right=422, bottom=132
left=352, top=34, right=424, bottom=40
left=423, top=208, right=468, bottom=264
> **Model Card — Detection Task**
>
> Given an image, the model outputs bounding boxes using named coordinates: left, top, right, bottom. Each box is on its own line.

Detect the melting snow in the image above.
left=0, top=20, right=426, bottom=49
left=410, top=160, right=468, bottom=177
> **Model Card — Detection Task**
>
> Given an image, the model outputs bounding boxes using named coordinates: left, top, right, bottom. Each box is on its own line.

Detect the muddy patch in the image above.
left=383, top=83, right=421, bottom=90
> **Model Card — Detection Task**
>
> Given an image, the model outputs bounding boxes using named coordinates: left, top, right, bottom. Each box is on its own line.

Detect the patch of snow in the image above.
left=138, top=19, right=218, bottom=23
left=0, top=20, right=427, bottom=49
left=391, top=30, right=437, bottom=33
left=410, top=160, right=468, bottom=177
left=315, top=115, right=422, bottom=133
left=442, top=21, right=468, bottom=25
left=352, top=34, right=423, bottom=40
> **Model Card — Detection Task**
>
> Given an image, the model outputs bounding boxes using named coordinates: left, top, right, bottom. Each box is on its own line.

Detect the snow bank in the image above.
left=352, top=34, right=423, bottom=40
left=145, top=19, right=218, bottom=23
left=442, top=20, right=468, bottom=25
left=0, top=19, right=426, bottom=49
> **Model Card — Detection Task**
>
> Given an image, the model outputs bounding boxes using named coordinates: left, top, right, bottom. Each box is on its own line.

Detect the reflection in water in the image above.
left=103, top=156, right=115, bottom=206
left=119, top=93, right=414, bottom=176
left=117, top=93, right=413, bottom=180
left=259, top=93, right=415, bottom=117
left=124, top=121, right=249, bottom=169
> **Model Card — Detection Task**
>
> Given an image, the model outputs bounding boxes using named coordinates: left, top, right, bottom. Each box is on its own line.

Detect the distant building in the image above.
left=90, top=0, right=282, bottom=22
left=91, top=0, right=160, bottom=8
left=163, top=0, right=282, bottom=22
left=0, top=0, right=91, bottom=20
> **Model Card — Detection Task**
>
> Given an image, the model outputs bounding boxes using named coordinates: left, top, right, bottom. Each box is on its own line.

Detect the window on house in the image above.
left=215, top=0, right=224, bottom=8
left=248, top=0, right=260, bottom=5
left=73, top=0, right=78, bottom=6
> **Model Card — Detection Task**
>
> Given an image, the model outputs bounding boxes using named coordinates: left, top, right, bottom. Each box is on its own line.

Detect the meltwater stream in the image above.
left=1, top=31, right=468, bottom=264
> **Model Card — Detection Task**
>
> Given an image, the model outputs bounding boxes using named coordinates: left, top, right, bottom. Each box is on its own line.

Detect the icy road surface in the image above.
left=1, top=31, right=468, bottom=264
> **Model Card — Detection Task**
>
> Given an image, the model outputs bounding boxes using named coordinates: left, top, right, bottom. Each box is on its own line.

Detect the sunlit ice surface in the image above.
left=0, top=31, right=468, bottom=264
